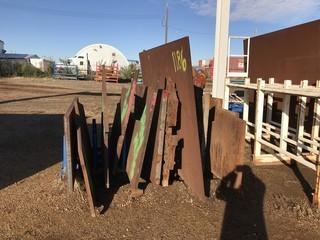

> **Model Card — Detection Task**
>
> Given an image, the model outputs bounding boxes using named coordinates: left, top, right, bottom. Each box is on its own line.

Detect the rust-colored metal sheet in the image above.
left=110, top=87, right=129, bottom=175
left=77, top=127, right=96, bottom=217
left=74, top=100, right=96, bottom=217
left=150, top=90, right=168, bottom=185
left=210, top=97, right=223, bottom=110
left=121, top=80, right=137, bottom=132
left=110, top=80, right=138, bottom=175
left=248, top=20, right=320, bottom=85
left=117, top=80, right=137, bottom=158
left=162, top=85, right=180, bottom=187
left=102, top=79, right=109, bottom=132
left=126, top=88, right=158, bottom=190
left=64, top=97, right=79, bottom=192
left=210, top=108, right=246, bottom=179
left=101, top=79, right=109, bottom=188
left=75, top=101, right=91, bottom=152
left=139, top=37, right=205, bottom=199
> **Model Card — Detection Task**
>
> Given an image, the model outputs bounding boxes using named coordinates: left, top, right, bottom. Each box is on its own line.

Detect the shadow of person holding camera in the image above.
left=216, top=165, right=267, bottom=240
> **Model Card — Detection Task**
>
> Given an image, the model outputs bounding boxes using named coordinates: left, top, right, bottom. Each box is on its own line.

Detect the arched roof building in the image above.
left=73, top=43, right=129, bottom=71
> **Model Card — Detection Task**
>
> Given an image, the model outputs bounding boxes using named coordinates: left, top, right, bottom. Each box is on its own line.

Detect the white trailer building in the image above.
left=30, top=58, right=54, bottom=72
left=0, top=40, right=5, bottom=54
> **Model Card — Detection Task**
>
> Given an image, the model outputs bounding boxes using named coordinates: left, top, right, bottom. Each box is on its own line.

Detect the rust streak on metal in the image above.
left=162, top=83, right=179, bottom=187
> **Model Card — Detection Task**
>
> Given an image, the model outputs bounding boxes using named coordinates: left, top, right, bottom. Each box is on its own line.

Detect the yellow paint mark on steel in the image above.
left=172, top=47, right=187, bottom=72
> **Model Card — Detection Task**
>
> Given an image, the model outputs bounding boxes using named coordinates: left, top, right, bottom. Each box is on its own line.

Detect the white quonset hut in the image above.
left=70, top=43, right=129, bottom=72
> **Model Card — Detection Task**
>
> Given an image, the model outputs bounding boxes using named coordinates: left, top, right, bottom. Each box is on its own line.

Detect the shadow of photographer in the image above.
left=216, top=165, right=267, bottom=240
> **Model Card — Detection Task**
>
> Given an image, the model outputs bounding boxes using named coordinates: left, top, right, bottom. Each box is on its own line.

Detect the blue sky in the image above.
left=0, top=0, right=319, bottom=64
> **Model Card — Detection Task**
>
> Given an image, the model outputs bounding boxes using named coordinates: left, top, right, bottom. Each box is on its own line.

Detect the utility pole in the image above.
left=164, top=2, right=169, bottom=43
left=212, top=0, right=230, bottom=103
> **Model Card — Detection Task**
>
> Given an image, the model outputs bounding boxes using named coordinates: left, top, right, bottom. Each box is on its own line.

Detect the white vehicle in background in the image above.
left=53, top=63, right=79, bottom=80
left=68, top=54, right=91, bottom=79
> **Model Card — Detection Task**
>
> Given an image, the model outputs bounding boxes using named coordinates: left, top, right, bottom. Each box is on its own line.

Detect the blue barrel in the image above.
left=228, top=102, right=243, bottom=113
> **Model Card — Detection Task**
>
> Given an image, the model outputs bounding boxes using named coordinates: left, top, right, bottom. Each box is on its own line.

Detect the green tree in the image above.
left=119, top=64, right=138, bottom=80
left=0, top=60, right=47, bottom=78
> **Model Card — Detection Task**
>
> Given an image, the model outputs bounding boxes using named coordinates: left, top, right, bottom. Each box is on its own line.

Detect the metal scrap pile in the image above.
left=62, top=37, right=246, bottom=216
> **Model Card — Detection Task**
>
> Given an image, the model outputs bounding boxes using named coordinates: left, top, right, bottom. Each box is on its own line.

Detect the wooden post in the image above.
left=243, top=78, right=250, bottom=139
left=280, top=80, right=292, bottom=151
left=203, top=93, right=211, bottom=145
left=254, top=78, right=265, bottom=157
left=313, top=154, right=320, bottom=208
left=102, top=65, right=106, bottom=82
left=266, top=78, right=274, bottom=135
left=223, top=77, right=230, bottom=110
left=296, top=80, right=308, bottom=155
left=312, top=80, right=320, bottom=151
left=311, top=80, right=320, bottom=207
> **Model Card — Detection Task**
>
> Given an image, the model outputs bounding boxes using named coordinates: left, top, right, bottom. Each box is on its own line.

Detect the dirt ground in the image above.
left=1, top=77, right=320, bottom=240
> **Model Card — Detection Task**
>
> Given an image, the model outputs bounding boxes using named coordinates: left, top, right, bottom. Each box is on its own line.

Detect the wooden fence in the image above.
left=95, top=64, right=119, bottom=82
left=225, top=77, right=320, bottom=206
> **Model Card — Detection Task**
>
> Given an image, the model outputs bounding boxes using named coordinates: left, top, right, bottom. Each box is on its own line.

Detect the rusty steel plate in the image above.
left=210, top=108, right=246, bottom=179
left=117, top=80, right=137, bottom=158
left=75, top=100, right=96, bottom=217
left=126, top=88, right=158, bottom=189
left=162, top=87, right=179, bottom=187
left=139, top=37, right=205, bottom=199
left=102, top=79, right=109, bottom=133
left=120, top=80, right=137, bottom=131
left=64, top=97, right=79, bottom=192
left=77, top=126, right=96, bottom=217
left=101, top=79, right=109, bottom=188
left=150, top=90, right=168, bottom=185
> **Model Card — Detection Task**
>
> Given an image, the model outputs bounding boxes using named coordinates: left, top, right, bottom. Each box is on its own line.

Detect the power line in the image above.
left=167, top=25, right=213, bottom=36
